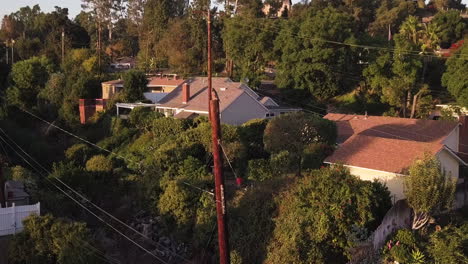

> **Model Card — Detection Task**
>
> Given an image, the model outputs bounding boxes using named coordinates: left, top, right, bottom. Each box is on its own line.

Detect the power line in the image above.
left=0, top=135, right=125, bottom=264
left=219, top=142, right=239, bottom=179
left=0, top=133, right=169, bottom=264
left=235, top=20, right=468, bottom=61
left=17, top=107, right=214, bottom=197
left=0, top=127, right=191, bottom=264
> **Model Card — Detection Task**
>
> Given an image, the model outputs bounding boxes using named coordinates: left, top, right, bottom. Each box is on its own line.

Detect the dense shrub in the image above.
left=266, top=166, right=392, bottom=263
left=247, top=159, right=273, bottom=181
left=8, top=214, right=103, bottom=264
left=65, top=143, right=93, bottom=165
left=85, top=155, right=113, bottom=172
left=383, top=229, right=418, bottom=263
left=428, top=223, right=468, bottom=263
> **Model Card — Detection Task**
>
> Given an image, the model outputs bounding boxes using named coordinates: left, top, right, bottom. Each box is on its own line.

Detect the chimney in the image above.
left=460, top=115, right=468, bottom=153
left=182, top=83, right=190, bottom=104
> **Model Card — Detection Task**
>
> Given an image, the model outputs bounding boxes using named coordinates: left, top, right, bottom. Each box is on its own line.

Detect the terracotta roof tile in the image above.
left=324, top=113, right=458, bottom=174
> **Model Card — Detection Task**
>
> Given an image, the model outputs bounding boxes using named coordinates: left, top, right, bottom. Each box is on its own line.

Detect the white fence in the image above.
left=0, top=203, right=40, bottom=236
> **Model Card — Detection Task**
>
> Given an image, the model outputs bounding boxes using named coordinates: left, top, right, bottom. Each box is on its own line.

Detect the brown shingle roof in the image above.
left=324, top=113, right=458, bottom=174
left=158, top=77, right=259, bottom=113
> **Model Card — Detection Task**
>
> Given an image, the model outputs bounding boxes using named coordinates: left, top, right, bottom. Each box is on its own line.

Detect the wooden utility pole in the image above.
left=207, top=1, right=229, bottom=262
left=4, top=42, right=8, bottom=65
left=207, top=5, right=213, bottom=121
left=11, top=39, right=15, bottom=64
left=61, top=27, right=65, bottom=65
left=210, top=92, right=230, bottom=264
left=98, top=23, right=102, bottom=73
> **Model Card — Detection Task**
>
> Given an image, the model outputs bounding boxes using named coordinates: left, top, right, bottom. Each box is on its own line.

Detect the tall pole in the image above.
left=4, top=42, right=8, bottom=65
left=98, top=23, right=102, bottom=73
left=11, top=40, right=14, bottom=65
left=210, top=92, right=230, bottom=264
left=207, top=3, right=213, bottom=121
left=61, top=27, right=65, bottom=65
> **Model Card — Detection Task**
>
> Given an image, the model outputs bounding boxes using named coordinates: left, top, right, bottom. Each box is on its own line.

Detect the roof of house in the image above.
left=147, top=77, right=186, bottom=87
left=323, top=113, right=459, bottom=174
left=157, top=77, right=266, bottom=113
left=102, top=76, right=186, bottom=87
left=102, top=79, right=123, bottom=85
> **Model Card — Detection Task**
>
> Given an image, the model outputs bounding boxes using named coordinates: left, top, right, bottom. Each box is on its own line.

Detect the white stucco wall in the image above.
left=344, top=149, right=462, bottom=203
left=221, top=92, right=268, bottom=125
left=443, top=126, right=459, bottom=152
left=346, top=166, right=406, bottom=202
left=437, top=149, right=460, bottom=181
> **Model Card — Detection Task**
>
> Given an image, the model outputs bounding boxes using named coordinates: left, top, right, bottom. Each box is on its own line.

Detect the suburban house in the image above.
left=80, top=75, right=186, bottom=124
left=115, top=77, right=300, bottom=125
left=102, top=74, right=186, bottom=103
left=262, top=0, right=292, bottom=17
left=323, top=113, right=468, bottom=204
left=152, top=77, right=300, bottom=125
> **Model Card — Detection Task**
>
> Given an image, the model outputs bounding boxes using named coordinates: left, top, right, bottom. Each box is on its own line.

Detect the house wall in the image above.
left=437, top=149, right=460, bottom=181
left=102, top=84, right=122, bottom=99
left=221, top=92, right=268, bottom=125
left=443, top=126, right=459, bottom=152
left=346, top=166, right=405, bottom=202
left=345, top=148, right=461, bottom=204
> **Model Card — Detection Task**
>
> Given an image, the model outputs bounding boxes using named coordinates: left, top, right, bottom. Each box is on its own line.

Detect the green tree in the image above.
left=39, top=72, right=66, bottom=107
left=364, top=32, right=424, bottom=118
left=123, top=70, right=147, bottom=102
left=263, top=112, right=336, bottom=176
left=368, top=0, right=417, bottom=37
left=6, top=56, right=54, bottom=108
left=265, top=166, right=392, bottom=263
left=223, top=17, right=279, bottom=87
left=404, top=154, right=456, bottom=230
left=8, top=214, right=104, bottom=264
left=442, top=42, right=468, bottom=108
left=432, top=10, right=466, bottom=48
left=275, top=7, right=359, bottom=99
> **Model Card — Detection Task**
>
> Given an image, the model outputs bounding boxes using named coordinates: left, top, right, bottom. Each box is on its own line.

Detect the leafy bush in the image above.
left=128, top=106, right=163, bottom=131
left=266, top=166, right=391, bottom=263
left=428, top=223, right=468, bottom=263
left=247, top=159, right=273, bottom=181
left=270, top=150, right=295, bottom=174
left=383, top=229, right=418, bottom=263
left=85, top=155, right=113, bottom=172
left=65, top=143, right=93, bottom=165
left=8, top=214, right=103, bottom=264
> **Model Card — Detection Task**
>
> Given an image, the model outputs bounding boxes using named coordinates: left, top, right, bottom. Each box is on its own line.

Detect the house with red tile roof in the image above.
left=324, top=113, right=468, bottom=203
left=155, top=77, right=300, bottom=125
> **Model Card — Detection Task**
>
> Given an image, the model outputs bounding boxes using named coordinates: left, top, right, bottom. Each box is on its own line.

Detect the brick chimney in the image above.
left=182, top=83, right=190, bottom=104
left=460, top=115, right=468, bottom=154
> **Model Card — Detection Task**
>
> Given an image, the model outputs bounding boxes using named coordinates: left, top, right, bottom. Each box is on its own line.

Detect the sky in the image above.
left=1, top=0, right=467, bottom=21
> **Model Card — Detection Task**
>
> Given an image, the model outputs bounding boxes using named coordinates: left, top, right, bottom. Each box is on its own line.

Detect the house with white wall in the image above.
left=323, top=113, right=468, bottom=203
left=155, top=77, right=300, bottom=125
left=102, top=75, right=186, bottom=103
